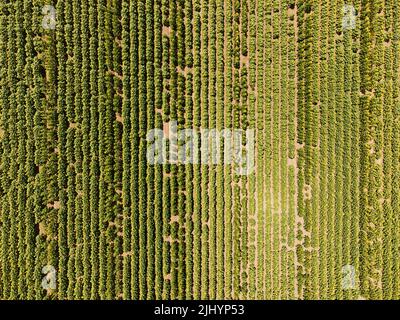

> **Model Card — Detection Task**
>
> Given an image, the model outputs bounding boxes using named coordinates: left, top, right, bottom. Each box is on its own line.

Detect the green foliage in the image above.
left=0, top=0, right=399, bottom=301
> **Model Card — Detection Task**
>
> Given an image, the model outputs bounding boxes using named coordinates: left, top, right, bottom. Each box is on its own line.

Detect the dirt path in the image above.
left=269, top=2, right=275, bottom=298
left=253, top=0, right=260, bottom=299
left=292, top=2, right=300, bottom=300
left=278, top=0, right=283, bottom=299
left=261, top=0, right=268, bottom=299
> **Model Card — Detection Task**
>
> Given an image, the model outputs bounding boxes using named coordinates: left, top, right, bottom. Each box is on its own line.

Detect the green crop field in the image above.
left=0, top=0, right=399, bottom=300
